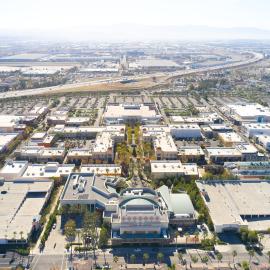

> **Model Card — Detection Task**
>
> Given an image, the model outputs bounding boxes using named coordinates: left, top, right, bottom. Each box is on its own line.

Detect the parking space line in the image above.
left=31, top=255, right=40, bottom=270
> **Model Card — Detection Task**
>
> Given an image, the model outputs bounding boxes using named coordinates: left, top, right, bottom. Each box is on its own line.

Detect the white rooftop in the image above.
left=206, top=147, right=241, bottom=157
left=218, top=132, right=244, bottom=143
left=151, top=160, right=198, bottom=176
left=0, top=133, right=19, bottom=151
left=197, top=180, right=270, bottom=231
left=104, top=104, right=159, bottom=119
left=22, top=162, right=74, bottom=179
left=228, top=103, right=270, bottom=119
left=0, top=179, right=53, bottom=240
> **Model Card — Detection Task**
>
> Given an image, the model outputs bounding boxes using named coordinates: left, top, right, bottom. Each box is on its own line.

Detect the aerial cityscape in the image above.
left=1, top=1, right=270, bottom=270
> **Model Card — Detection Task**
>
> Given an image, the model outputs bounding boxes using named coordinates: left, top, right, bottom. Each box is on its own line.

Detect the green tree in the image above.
left=194, top=230, right=200, bottom=244
left=157, top=252, right=164, bottom=263
left=184, top=232, right=189, bottom=247
left=99, top=227, right=109, bottom=248
left=201, top=256, right=208, bottom=264
left=217, top=253, right=223, bottom=267
left=130, top=254, right=136, bottom=264
left=175, top=231, right=180, bottom=249
left=82, top=212, right=99, bottom=263
left=191, top=255, right=198, bottom=264
left=113, top=256, right=119, bottom=264
left=143, top=253, right=150, bottom=265
left=266, top=251, right=270, bottom=263
left=248, top=249, right=254, bottom=264
left=232, top=250, right=237, bottom=264
left=178, top=253, right=183, bottom=263
left=241, top=260, right=249, bottom=270
left=64, top=219, right=76, bottom=259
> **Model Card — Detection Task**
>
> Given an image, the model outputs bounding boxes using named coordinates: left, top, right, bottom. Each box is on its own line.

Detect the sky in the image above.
left=0, top=0, right=270, bottom=41
left=1, top=0, right=269, bottom=30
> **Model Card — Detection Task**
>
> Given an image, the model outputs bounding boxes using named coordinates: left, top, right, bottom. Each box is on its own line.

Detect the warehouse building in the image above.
left=0, top=133, right=20, bottom=153
left=226, top=103, right=270, bottom=124
left=197, top=180, right=270, bottom=232
left=0, top=178, right=53, bottom=244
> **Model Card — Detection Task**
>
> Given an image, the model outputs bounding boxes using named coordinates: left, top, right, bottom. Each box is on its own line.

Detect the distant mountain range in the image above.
left=1, top=24, right=270, bottom=41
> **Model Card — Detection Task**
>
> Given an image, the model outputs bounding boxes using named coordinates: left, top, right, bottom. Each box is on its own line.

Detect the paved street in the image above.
left=31, top=254, right=67, bottom=270
left=42, top=216, right=67, bottom=255
left=30, top=244, right=270, bottom=270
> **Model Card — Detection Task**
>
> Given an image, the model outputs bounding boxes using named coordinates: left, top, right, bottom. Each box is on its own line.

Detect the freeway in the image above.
left=0, top=51, right=263, bottom=100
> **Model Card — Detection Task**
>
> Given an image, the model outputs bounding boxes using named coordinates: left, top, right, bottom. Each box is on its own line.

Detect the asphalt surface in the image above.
left=0, top=52, right=263, bottom=100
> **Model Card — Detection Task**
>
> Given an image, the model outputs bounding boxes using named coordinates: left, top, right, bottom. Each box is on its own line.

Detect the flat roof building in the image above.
left=169, top=124, right=202, bottom=139
left=15, top=146, right=66, bottom=163
left=209, top=124, right=233, bottom=133
left=0, top=160, right=29, bottom=180
left=218, top=132, right=244, bottom=147
left=22, top=162, right=75, bottom=180
left=227, top=103, right=270, bottom=124
left=224, top=161, right=270, bottom=179
left=178, top=146, right=205, bottom=164
left=171, top=113, right=222, bottom=125
left=60, top=173, right=118, bottom=210
left=256, top=134, right=270, bottom=151
left=197, top=180, right=270, bottom=232
left=80, top=164, right=121, bottom=176
left=0, top=115, right=25, bottom=133
left=0, top=179, right=53, bottom=244
left=205, top=147, right=242, bottom=164
left=103, top=104, right=161, bottom=125
left=0, top=133, right=19, bottom=152
left=153, top=133, right=178, bottom=160
left=150, top=160, right=199, bottom=180
left=242, top=123, right=270, bottom=138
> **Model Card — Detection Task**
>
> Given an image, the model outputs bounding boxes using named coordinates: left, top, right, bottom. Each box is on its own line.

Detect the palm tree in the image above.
left=212, top=232, right=218, bottom=244
left=217, top=252, right=223, bottom=268
left=143, top=253, right=149, bottom=265
left=203, top=230, right=208, bottom=240
left=19, top=231, right=24, bottom=240
left=113, top=256, right=119, bottom=264
left=178, top=253, right=183, bottom=263
left=267, top=251, right=270, bottom=263
left=201, top=255, right=208, bottom=264
left=76, top=230, right=81, bottom=244
left=232, top=250, right=237, bottom=264
left=241, top=260, right=249, bottom=270
left=248, top=249, right=254, bottom=264
left=194, top=230, right=199, bottom=244
left=130, top=254, right=136, bottom=264
left=157, top=252, right=164, bottom=263
left=13, top=232, right=17, bottom=242
left=191, top=255, right=198, bottom=264
left=184, top=232, right=189, bottom=247
left=175, top=231, right=180, bottom=248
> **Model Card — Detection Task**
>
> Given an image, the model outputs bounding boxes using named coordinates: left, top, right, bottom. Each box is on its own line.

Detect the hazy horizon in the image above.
left=1, top=0, right=270, bottom=41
